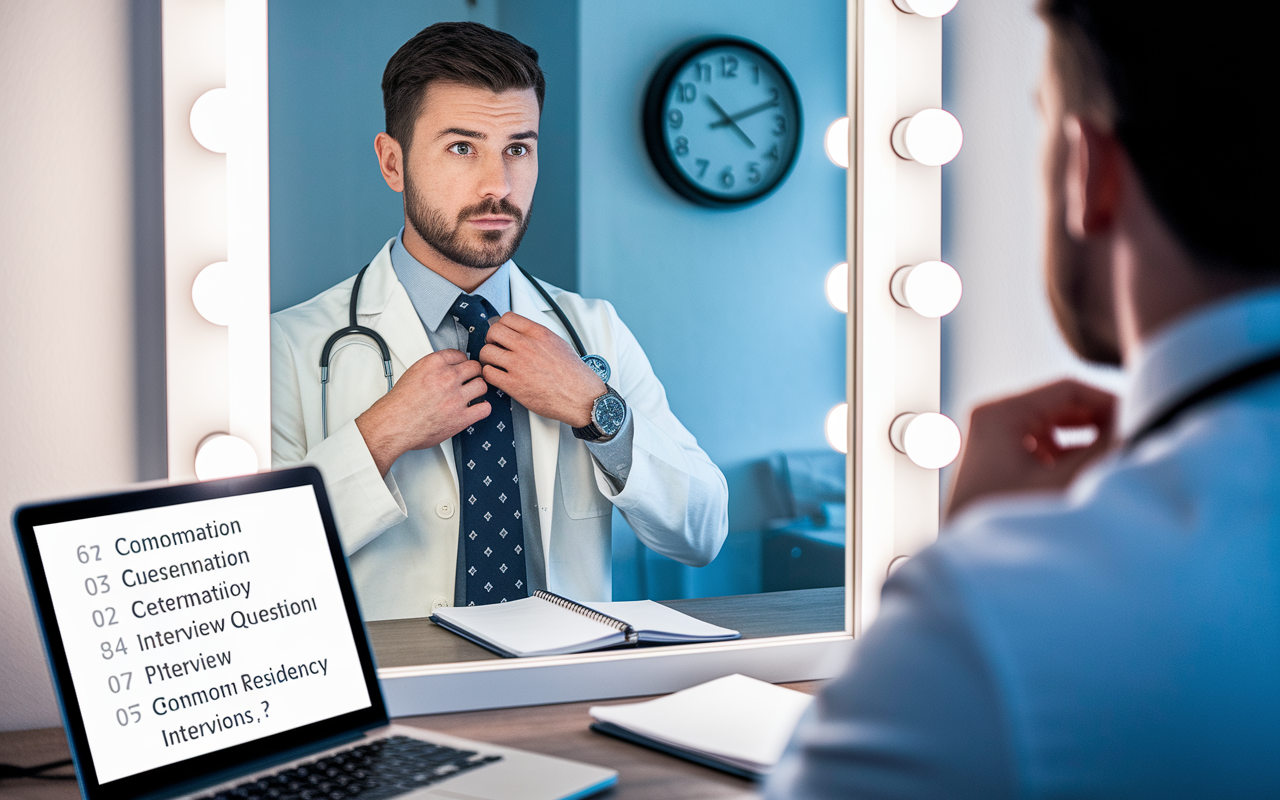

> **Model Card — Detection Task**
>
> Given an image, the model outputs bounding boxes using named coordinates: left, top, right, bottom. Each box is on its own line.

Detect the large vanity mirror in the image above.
left=267, top=0, right=847, bottom=670
left=162, top=0, right=944, bottom=714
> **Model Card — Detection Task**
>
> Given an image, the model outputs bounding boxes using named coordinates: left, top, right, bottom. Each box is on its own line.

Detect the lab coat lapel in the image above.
left=357, top=241, right=458, bottom=486
left=510, top=264, right=564, bottom=562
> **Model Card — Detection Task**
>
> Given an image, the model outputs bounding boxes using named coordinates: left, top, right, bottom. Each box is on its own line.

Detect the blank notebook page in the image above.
left=582, top=600, right=739, bottom=640
left=588, top=674, right=814, bottom=771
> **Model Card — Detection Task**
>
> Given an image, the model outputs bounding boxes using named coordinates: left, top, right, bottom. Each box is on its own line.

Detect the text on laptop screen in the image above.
left=32, top=484, right=373, bottom=785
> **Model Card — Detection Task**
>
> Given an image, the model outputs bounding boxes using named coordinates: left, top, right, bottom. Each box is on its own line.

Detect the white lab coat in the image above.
left=271, top=239, right=728, bottom=620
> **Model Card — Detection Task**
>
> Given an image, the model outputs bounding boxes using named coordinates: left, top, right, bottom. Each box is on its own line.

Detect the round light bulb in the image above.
left=889, top=412, right=961, bottom=469
left=825, top=402, right=849, bottom=455
left=825, top=262, right=850, bottom=313
left=890, top=261, right=962, bottom=317
left=824, top=116, right=850, bottom=169
left=891, top=108, right=963, bottom=166
left=191, top=261, right=238, bottom=326
left=189, top=88, right=229, bottom=153
left=892, top=0, right=960, bottom=17
left=194, top=434, right=259, bottom=480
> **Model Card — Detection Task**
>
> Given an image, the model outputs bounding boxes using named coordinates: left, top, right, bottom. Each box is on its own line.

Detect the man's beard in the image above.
left=404, top=176, right=532, bottom=270
left=1043, top=129, right=1122, bottom=367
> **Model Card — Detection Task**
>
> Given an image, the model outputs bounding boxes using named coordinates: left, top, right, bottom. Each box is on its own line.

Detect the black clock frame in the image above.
left=642, top=36, right=804, bottom=209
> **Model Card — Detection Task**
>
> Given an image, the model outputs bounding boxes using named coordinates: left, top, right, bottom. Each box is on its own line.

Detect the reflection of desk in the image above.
left=368, top=586, right=845, bottom=668
left=0, top=681, right=825, bottom=800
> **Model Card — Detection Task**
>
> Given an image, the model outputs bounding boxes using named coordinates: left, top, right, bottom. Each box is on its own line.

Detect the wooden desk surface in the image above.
left=0, top=681, right=825, bottom=800
left=369, top=587, right=845, bottom=668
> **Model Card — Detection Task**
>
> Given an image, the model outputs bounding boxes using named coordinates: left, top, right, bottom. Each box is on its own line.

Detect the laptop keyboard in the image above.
left=197, top=735, right=503, bottom=800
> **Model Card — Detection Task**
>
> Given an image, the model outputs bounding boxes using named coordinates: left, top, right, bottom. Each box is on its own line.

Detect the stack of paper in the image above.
left=588, top=674, right=814, bottom=778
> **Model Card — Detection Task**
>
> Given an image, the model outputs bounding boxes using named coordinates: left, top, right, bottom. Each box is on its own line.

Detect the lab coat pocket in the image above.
left=557, top=432, right=613, bottom=520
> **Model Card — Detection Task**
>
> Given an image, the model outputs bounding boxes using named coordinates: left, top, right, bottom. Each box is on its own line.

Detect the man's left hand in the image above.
left=479, top=312, right=605, bottom=428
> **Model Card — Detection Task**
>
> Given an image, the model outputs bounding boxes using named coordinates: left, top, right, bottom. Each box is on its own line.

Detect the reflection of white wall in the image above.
left=941, top=0, right=1121, bottom=434
left=0, top=0, right=149, bottom=731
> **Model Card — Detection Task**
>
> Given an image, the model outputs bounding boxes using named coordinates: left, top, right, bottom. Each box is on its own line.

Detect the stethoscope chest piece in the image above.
left=582, top=354, right=611, bottom=383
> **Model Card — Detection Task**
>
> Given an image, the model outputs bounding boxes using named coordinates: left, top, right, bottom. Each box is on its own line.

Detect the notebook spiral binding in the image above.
left=534, top=590, right=640, bottom=644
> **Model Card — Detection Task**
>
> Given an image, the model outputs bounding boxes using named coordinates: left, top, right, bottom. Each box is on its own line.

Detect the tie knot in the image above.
left=450, top=293, right=497, bottom=333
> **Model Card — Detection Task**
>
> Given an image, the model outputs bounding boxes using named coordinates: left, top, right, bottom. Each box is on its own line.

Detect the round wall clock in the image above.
left=643, top=36, right=803, bottom=208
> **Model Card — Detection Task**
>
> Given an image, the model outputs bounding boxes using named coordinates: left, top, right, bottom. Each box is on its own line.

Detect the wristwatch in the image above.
left=573, top=386, right=627, bottom=442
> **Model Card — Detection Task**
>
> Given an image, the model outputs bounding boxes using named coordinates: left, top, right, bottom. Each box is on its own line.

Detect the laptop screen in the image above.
left=15, top=468, right=388, bottom=800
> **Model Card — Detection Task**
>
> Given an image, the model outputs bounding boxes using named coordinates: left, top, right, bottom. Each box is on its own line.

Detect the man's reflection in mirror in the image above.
left=270, top=22, right=728, bottom=620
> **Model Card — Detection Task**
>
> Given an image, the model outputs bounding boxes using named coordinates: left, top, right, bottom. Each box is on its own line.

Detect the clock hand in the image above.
left=704, top=94, right=755, bottom=148
left=709, top=97, right=781, bottom=128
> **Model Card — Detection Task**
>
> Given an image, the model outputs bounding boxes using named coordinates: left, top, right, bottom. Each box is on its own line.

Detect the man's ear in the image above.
left=1063, top=115, right=1124, bottom=239
left=374, top=132, right=405, bottom=193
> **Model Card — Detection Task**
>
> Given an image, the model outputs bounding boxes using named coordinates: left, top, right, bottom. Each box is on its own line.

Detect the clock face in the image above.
left=643, top=37, right=803, bottom=207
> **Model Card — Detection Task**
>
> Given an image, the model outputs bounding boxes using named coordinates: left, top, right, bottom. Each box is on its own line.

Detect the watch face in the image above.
left=643, top=37, right=803, bottom=208
left=594, top=394, right=627, bottom=436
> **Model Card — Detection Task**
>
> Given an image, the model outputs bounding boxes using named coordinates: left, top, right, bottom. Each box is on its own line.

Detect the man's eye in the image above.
left=449, top=143, right=473, bottom=155
left=507, top=144, right=528, bottom=157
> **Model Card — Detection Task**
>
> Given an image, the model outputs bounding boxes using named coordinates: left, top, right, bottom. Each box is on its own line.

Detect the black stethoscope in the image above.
left=320, top=263, right=611, bottom=438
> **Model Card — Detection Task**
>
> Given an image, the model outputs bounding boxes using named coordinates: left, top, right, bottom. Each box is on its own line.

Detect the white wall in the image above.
left=0, top=0, right=144, bottom=731
left=941, top=0, right=1121, bottom=430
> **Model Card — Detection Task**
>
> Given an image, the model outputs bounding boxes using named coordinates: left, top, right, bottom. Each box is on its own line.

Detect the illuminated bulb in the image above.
left=891, top=109, right=963, bottom=166
left=825, top=262, right=850, bottom=313
left=892, top=0, right=960, bottom=17
left=825, top=402, right=849, bottom=454
left=889, top=412, right=961, bottom=469
left=824, top=117, right=850, bottom=169
left=189, top=88, right=229, bottom=153
left=194, top=434, right=258, bottom=480
left=191, top=261, right=237, bottom=325
left=890, top=261, right=962, bottom=317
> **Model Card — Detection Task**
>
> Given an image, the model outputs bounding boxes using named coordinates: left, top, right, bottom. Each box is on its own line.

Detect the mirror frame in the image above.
left=160, top=0, right=946, bottom=715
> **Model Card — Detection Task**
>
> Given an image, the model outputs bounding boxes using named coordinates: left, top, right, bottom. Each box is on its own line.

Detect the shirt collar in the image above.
left=389, top=228, right=512, bottom=332
left=1121, top=286, right=1280, bottom=438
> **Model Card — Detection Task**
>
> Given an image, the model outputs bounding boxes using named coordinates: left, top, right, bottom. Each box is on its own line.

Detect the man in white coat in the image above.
left=271, top=22, right=728, bottom=620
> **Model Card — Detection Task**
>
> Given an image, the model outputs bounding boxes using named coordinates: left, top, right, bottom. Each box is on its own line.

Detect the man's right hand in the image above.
left=945, top=378, right=1117, bottom=520
left=355, top=349, right=491, bottom=477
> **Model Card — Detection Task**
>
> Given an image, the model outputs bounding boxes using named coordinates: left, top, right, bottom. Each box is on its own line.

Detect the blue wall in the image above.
left=576, top=0, right=847, bottom=597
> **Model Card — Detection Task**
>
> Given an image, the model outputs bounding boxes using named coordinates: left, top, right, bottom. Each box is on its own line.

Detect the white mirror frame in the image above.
left=160, top=0, right=946, bottom=714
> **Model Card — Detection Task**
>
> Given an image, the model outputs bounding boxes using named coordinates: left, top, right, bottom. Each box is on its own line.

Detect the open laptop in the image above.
left=13, top=466, right=617, bottom=800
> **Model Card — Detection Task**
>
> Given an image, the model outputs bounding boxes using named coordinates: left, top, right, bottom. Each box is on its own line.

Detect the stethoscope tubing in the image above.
left=319, top=263, right=605, bottom=439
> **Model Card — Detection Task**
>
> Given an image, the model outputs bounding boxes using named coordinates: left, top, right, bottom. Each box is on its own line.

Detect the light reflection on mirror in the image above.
left=268, top=0, right=848, bottom=666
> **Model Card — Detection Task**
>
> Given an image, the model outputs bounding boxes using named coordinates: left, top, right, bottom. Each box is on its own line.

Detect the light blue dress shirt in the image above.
left=389, top=234, right=634, bottom=604
left=767, top=286, right=1280, bottom=798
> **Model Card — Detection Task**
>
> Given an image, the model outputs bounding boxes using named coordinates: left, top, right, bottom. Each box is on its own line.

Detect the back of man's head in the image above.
left=382, top=21, right=545, bottom=152
left=1039, top=1, right=1276, bottom=274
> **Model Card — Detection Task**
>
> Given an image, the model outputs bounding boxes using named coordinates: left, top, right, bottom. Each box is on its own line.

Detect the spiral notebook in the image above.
left=430, top=591, right=740, bottom=657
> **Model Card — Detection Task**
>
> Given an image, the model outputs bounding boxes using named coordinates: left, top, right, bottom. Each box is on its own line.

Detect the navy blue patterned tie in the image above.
left=450, top=294, right=528, bottom=606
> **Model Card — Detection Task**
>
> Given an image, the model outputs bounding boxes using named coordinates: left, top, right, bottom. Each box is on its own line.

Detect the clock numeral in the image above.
left=751, top=64, right=760, bottom=84
left=667, top=109, right=683, bottom=129
left=773, top=114, right=787, bottom=136
left=719, top=166, right=735, bottom=189
left=720, top=55, right=738, bottom=78
left=694, top=62, right=711, bottom=82
left=674, top=83, right=697, bottom=103
left=695, top=159, right=710, bottom=179
left=748, top=162, right=762, bottom=184
left=674, top=136, right=689, bottom=156
left=764, top=144, right=779, bottom=161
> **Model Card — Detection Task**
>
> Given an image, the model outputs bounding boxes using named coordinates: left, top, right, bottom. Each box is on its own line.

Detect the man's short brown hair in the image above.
left=382, top=21, right=545, bottom=152
left=1038, top=1, right=1275, bottom=273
